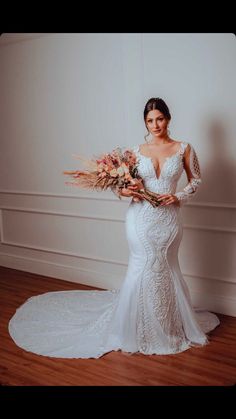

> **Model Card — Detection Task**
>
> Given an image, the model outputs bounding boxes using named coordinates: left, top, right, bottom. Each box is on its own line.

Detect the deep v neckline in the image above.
left=137, top=142, right=184, bottom=180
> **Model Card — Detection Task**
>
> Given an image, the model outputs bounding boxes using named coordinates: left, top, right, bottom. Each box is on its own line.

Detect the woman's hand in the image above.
left=157, top=194, right=180, bottom=206
left=129, top=180, right=145, bottom=202
left=127, top=179, right=145, bottom=193
left=119, top=186, right=144, bottom=202
left=119, top=188, right=134, bottom=197
left=119, top=179, right=146, bottom=202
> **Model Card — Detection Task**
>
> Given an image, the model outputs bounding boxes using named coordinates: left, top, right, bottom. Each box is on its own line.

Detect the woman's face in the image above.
left=145, top=109, right=169, bottom=138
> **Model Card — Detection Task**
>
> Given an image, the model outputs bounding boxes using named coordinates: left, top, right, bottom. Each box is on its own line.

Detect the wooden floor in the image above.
left=0, top=266, right=236, bottom=386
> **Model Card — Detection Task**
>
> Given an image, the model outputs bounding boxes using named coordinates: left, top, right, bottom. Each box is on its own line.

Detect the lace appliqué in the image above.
left=135, top=203, right=188, bottom=354
left=174, top=144, right=202, bottom=206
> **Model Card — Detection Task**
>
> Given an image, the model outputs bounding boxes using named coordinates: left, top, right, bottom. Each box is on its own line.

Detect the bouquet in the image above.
left=63, top=147, right=160, bottom=207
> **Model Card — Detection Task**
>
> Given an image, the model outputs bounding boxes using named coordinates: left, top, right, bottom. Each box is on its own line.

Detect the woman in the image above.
left=9, top=98, right=219, bottom=358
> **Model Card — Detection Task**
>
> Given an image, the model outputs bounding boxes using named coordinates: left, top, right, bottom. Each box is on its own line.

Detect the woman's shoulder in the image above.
left=179, top=140, right=190, bottom=150
left=168, top=140, right=191, bottom=158
left=178, top=141, right=201, bottom=159
left=179, top=140, right=198, bottom=151
left=176, top=139, right=194, bottom=153
left=175, top=139, right=189, bottom=147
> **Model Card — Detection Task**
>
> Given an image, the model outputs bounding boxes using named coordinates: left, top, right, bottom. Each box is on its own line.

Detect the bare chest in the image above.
left=139, top=142, right=182, bottom=177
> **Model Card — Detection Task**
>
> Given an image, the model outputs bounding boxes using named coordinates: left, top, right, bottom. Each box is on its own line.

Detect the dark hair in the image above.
left=143, top=98, right=171, bottom=122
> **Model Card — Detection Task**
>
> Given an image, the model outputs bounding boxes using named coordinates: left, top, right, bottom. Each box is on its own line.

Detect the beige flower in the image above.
left=117, top=166, right=125, bottom=177
left=121, top=163, right=129, bottom=173
left=110, top=168, right=118, bottom=177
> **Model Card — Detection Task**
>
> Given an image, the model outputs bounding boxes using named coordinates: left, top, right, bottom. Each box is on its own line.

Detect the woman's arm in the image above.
left=174, top=143, right=202, bottom=206
left=155, top=143, right=202, bottom=207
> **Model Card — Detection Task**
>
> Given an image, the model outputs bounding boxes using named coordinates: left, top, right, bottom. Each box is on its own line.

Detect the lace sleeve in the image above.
left=174, top=143, right=202, bottom=206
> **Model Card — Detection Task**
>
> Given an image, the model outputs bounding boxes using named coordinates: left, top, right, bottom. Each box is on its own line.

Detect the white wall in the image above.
left=0, top=33, right=236, bottom=316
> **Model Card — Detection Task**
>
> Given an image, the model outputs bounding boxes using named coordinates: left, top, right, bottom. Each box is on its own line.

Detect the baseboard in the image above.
left=0, top=253, right=123, bottom=290
left=190, top=288, right=236, bottom=317
left=1, top=253, right=235, bottom=317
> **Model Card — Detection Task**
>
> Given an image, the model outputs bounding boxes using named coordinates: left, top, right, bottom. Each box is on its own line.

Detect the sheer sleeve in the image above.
left=174, top=143, right=202, bottom=206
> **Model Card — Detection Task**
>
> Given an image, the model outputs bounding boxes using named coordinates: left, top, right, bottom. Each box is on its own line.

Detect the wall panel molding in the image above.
left=1, top=190, right=236, bottom=209
left=0, top=206, right=124, bottom=223
left=0, top=190, right=120, bottom=202
left=1, top=206, right=235, bottom=234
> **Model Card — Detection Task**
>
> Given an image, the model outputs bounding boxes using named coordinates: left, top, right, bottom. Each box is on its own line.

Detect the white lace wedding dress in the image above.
left=9, top=141, right=220, bottom=358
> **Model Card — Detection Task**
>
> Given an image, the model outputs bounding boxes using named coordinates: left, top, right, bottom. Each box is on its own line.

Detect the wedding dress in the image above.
left=9, top=141, right=220, bottom=358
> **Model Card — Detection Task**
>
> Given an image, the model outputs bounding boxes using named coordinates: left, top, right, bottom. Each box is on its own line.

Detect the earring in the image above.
left=144, top=131, right=150, bottom=143
left=167, top=126, right=171, bottom=136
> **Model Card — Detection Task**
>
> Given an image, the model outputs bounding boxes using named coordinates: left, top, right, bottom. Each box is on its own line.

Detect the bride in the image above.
left=8, top=97, right=220, bottom=358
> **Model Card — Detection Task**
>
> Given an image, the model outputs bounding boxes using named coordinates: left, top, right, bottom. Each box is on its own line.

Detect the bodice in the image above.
left=133, top=142, right=188, bottom=194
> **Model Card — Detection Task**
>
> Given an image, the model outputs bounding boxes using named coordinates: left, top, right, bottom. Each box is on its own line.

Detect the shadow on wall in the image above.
left=204, top=118, right=236, bottom=203
left=184, top=118, right=236, bottom=314
left=193, top=117, right=236, bottom=314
